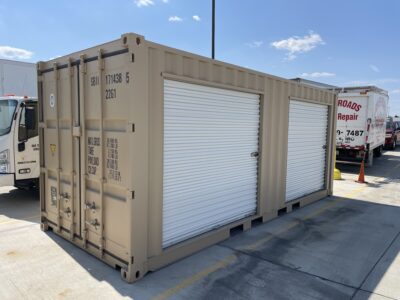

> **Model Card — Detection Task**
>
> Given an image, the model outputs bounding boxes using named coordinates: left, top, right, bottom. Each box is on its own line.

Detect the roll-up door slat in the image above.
left=163, top=80, right=260, bottom=248
left=286, top=100, right=328, bottom=202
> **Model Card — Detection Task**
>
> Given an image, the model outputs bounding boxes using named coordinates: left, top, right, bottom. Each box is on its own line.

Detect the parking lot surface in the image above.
left=1, top=150, right=400, bottom=300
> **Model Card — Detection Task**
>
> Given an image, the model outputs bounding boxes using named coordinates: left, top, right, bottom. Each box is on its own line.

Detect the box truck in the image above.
left=335, top=86, right=388, bottom=166
left=0, top=96, right=39, bottom=189
left=0, top=60, right=39, bottom=188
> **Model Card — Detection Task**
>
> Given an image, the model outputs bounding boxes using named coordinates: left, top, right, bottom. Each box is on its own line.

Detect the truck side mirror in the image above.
left=18, top=125, right=28, bottom=142
left=25, top=107, right=36, bottom=131
left=18, top=141, right=26, bottom=152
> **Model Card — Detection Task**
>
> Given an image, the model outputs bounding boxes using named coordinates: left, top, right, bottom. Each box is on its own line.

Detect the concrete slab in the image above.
left=149, top=246, right=355, bottom=300
left=0, top=223, right=126, bottom=300
left=221, top=196, right=400, bottom=288
left=361, top=234, right=400, bottom=299
left=352, top=290, right=394, bottom=300
left=335, top=151, right=400, bottom=207
left=0, top=186, right=39, bottom=223
left=0, top=220, right=355, bottom=300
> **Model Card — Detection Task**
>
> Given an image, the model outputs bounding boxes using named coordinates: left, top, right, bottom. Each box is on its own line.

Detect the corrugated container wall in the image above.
left=38, top=33, right=337, bottom=282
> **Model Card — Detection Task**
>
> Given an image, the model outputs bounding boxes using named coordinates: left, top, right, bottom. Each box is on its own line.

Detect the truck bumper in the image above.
left=336, top=148, right=365, bottom=162
left=0, top=174, right=15, bottom=187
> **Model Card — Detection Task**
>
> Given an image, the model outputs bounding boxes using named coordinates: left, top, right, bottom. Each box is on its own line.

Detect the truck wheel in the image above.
left=374, top=146, right=382, bottom=157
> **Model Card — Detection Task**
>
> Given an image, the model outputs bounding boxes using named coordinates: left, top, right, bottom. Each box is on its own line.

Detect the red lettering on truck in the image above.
left=338, top=99, right=362, bottom=112
left=337, top=113, right=359, bottom=121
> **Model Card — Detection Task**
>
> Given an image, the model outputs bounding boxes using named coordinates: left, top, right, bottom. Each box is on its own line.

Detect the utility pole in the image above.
left=212, top=0, right=215, bottom=59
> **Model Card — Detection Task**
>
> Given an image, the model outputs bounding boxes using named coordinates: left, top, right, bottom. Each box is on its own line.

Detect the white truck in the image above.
left=0, top=96, right=39, bottom=189
left=0, top=59, right=39, bottom=189
left=336, top=86, right=389, bottom=166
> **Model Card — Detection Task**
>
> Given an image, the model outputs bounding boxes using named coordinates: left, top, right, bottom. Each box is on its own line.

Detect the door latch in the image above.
left=251, top=152, right=259, bottom=158
left=86, top=219, right=100, bottom=230
left=85, top=201, right=96, bottom=210
left=64, top=207, right=72, bottom=218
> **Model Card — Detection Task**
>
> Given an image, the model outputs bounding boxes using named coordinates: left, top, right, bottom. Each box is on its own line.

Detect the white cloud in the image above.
left=161, top=0, right=169, bottom=2
left=168, top=16, right=183, bottom=22
left=300, top=72, right=336, bottom=78
left=370, top=64, right=380, bottom=73
left=246, top=41, right=263, bottom=48
left=271, top=31, right=324, bottom=60
left=391, top=89, right=400, bottom=94
left=134, top=0, right=154, bottom=7
left=192, top=15, right=201, bottom=22
left=0, top=46, right=33, bottom=60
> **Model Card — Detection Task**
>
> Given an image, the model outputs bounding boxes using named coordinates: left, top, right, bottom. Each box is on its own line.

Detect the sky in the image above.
left=0, top=0, right=399, bottom=115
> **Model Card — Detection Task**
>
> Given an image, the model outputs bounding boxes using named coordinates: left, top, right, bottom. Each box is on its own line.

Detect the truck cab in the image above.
left=0, top=95, right=39, bottom=189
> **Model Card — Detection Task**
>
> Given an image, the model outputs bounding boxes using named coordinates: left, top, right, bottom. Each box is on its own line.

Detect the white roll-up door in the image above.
left=286, top=100, right=328, bottom=202
left=163, top=80, right=260, bottom=248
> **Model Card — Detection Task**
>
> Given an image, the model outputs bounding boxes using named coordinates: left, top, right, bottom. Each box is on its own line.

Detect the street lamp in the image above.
left=212, top=0, right=215, bottom=59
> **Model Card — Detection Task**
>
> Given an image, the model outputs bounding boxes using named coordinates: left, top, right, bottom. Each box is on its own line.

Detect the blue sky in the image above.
left=1, top=0, right=399, bottom=114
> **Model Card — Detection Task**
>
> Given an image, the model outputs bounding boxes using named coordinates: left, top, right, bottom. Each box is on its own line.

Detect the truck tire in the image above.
left=374, top=146, right=383, bottom=157
left=392, top=139, right=397, bottom=150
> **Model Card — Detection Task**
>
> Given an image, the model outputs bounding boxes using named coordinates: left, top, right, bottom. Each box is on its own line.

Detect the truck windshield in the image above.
left=0, top=100, right=18, bottom=136
left=386, top=122, right=392, bottom=129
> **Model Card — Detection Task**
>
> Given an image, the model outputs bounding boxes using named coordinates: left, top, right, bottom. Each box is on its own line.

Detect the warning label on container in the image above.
left=88, top=137, right=100, bottom=176
left=106, top=137, right=121, bottom=182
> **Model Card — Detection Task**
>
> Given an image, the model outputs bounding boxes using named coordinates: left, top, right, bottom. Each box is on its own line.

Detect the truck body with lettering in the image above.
left=0, top=96, right=39, bottom=189
left=335, top=86, right=388, bottom=166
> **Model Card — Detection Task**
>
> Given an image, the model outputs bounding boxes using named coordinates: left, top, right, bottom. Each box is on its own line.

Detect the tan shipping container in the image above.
left=38, top=33, right=337, bottom=282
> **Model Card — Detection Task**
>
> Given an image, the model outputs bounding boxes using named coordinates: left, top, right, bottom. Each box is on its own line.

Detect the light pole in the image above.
left=212, top=0, right=215, bottom=59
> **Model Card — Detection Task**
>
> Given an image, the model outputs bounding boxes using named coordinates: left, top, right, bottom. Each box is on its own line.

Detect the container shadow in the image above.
left=0, top=187, right=40, bottom=223
left=46, top=195, right=400, bottom=300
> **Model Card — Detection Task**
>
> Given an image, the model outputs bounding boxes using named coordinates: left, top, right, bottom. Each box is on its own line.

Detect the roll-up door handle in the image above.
left=251, top=152, right=259, bottom=158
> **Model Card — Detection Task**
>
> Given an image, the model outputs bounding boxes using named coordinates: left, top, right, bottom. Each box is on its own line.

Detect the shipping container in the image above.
left=38, top=33, right=337, bottom=282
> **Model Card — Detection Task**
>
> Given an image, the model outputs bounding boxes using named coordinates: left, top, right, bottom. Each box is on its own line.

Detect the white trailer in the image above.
left=336, top=86, right=389, bottom=166
left=0, top=59, right=37, bottom=97
left=0, top=96, right=39, bottom=189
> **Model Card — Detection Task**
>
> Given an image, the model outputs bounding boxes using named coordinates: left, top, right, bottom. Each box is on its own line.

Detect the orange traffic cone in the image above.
left=356, top=160, right=367, bottom=183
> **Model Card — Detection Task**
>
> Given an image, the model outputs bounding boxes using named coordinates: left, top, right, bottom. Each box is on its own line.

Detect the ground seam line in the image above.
left=350, top=230, right=400, bottom=300
left=358, top=288, right=398, bottom=300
